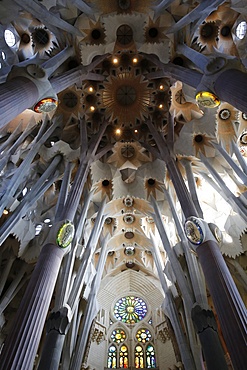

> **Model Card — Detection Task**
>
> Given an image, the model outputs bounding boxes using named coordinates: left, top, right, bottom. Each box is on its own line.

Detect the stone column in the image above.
left=0, top=243, right=66, bottom=370
left=37, top=306, right=72, bottom=370
left=186, top=220, right=247, bottom=370
left=191, top=305, right=228, bottom=370
left=145, top=121, right=235, bottom=369
left=0, top=56, right=104, bottom=129
left=0, top=253, right=15, bottom=296
left=214, top=69, right=247, bottom=113
left=148, top=45, right=247, bottom=112
left=69, top=235, right=109, bottom=370
left=37, top=200, right=106, bottom=370
left=181, top=159, right=203, bottom=218
left=151, top=238, right=197, bottom=370
left=0, top=76, right=39, bottom=128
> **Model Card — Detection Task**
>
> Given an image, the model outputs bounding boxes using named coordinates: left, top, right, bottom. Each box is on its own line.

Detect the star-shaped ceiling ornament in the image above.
left=144, top=16, right=168, bottom=44
left=144, top=178, right=164, bottom=200
left=81, top=19, right=106, bottom=46
left=102, top=71, right=151, bottom=127
left=193, top=133, right=215, bottom=157
left=107, top=142, right=151, bottom=170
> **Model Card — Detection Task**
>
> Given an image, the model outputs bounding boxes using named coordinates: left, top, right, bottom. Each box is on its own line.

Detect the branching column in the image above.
left=0, top=243, right=66, bottom=370
left=0, top=55, right=105, bottom=128
left=168, top=157, right=247, bottom=370
left=0, top=121, right=109, bottom=370
left=145, top=120, right=245, bottom=369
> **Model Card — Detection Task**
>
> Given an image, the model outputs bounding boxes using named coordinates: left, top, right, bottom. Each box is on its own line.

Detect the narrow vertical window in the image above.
left=135, top=345, right=144, bottom=368
left=107, top=344, right=117, bottom=368
left=119, top=344, right=128, bottom=368
left=146, top=344, right=156, bottom=368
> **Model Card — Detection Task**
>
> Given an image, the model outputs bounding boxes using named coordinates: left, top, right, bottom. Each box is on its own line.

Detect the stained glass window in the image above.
left=114, top=296, right=148, bottom=324
left=111, top=329, right=126, bottom=344
left=107, top=345, right=117, bottom=368
left=146, top=344, right=156, bottom=368
left=135, top=345, right=144, bottom=368
left=136, top=328, right=152, bottom=343
left=119, top=344, right=129, bottom=368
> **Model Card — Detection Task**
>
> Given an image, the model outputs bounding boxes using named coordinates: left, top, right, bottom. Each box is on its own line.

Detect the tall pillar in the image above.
left=214, top=69, right=247, bottom=113
left=0, top=76, right=39, bottom=128
left=69, top=235, right=109, bottom=370
left=37, top=306, right=72, bottom=370
left=38, top=200, right=106, bottom=370
left=0, top=56, right=105, bottom=129
left=150, top=203, right=227, bottom=370
left=185, top=219, right=247, bottom=370
left=151, top=237, right=197, bottom=370
left=148, top=45, right=247, bottom=112
left=0, top=243, right=66, bottom=370
left=145, top=120, right=244, bottom=368
left=191, top=305, right=228, bottom=370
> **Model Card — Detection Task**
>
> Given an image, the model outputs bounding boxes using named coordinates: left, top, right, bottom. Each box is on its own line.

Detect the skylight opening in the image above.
left=35, top=224, right=42, bottom=236
left=4, top=29, right=16, bottom=47
left=236, top=21, right=247, bottom=40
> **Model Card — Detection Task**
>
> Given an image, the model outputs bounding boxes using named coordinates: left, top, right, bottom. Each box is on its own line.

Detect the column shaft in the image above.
left=214, top=69, right=247, bottom=113
left=197, top=240, right=247, bottom=370
left=166, top=158, right=198, bottom=218
left=38, top=331, right=65, bottom=370
left=191, top=305, right=228, bottom=370
left=0, top=77, right=39, bottom=128
left=0, top=243, right=65, bottom=370
left=161, top=154, right=244, bottom=370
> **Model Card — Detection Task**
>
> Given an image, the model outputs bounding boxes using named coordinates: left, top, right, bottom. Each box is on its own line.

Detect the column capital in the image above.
left=7, top=64, right=58, bottom=113
left=184, top=216, right=222, bottom=251
left=46, top=220, right=75, bottom=250
left=195, top=56, right=245, bottom=108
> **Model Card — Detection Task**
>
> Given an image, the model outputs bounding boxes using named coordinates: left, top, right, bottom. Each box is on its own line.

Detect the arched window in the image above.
left=135, top=345, right=144, bottom=368
left=108, top=328, right=129, bottom=368
left=107, top=344, right=117, bottom=368
left=119, top=344, right=129, bottom=368
left=146, top=344, right=156, bottom=368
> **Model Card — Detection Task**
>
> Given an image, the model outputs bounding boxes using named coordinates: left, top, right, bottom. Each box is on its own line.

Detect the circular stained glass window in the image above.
left=136, top=328, right=152, bottom=343
left=114, top=296, right=148, bottom=324
left=111, top=329, right=126, bottom=343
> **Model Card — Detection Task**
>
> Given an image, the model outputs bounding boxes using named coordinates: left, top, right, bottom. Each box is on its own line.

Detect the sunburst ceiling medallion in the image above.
left=102, top=71, right=151, bottom=127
